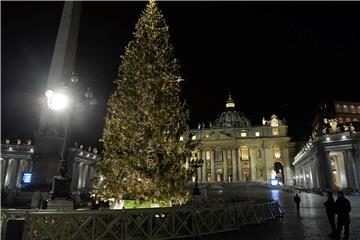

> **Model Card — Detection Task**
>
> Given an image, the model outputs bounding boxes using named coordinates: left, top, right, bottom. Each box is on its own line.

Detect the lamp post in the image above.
left=45, top=73, right=96, bottom=198
left=189, top=154, right=204, bottom=195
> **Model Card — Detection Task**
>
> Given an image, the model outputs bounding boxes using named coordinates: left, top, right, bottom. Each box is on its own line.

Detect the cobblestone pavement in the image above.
left=200, top=184, right=360, bottom=240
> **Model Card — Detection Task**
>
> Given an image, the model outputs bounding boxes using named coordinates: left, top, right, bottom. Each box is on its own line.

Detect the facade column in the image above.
left=249, top=147, right=256, bottom=181
left=77, top=163, right=83, bottom=190
left=310, top=158, right=319, bottom=189
left=223, top=149, right=227, bottom=182
left=211, top=149, right=215, bottom=181
left=324, top=151, right=334, bottom=190
left=283, top=146, right=291, bottom=185
left=232, top=148, right=237, bottom=181
left=4, top=159, right=15, bottom=189
left=1, top=159, right=9, bottom=189
left=353, top=145, right=360, bottom=190
left=16, top=160, right=26, bottom=188
left=345, top=150, right=359, bottom=191
left=265, top=147, right=273, bottom=181
left=201, top=149, right=206, bottom=182
left=11, top=159, right=20, bottom=189
left=71, top=162, right=80, bottom=191
left=238, top=148, right=243, bottom=182
left=260, top=145, right=267, bottom=181
left=85, top=164, right=91, bottom=189
left=197, top=149, right=202, bottom=182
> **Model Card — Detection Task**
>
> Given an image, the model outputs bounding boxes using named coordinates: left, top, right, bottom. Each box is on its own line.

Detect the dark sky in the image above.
left=2, top=1, right=360, bottom=147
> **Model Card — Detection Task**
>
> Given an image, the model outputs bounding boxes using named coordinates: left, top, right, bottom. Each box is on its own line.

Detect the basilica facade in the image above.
left=186, top=96, right=295, bottom=185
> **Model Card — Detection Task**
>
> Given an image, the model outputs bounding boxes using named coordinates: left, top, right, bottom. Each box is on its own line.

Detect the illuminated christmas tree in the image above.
left=93, top=0, right=193, bottom=205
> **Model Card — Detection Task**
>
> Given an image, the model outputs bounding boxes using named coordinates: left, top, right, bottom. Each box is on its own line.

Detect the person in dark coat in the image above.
left=324, top=191, right=336, bottom=237
left=335, top=191, right=351, bottom=240
left=294, top=193, right=301, bottom=212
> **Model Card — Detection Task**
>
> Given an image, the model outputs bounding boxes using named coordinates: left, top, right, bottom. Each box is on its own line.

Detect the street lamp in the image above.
left=189, top=154, right=204, bottom=195
left=45, top=89, right=69, bottom=111
left=45, top=73, right=96, bottom=199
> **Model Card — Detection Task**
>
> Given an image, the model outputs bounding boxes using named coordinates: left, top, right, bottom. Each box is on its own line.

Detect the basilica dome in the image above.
left=213, top=95, right=251, bottom=128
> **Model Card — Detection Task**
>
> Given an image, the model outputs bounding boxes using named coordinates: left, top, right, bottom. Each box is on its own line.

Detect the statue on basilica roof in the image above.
left=263, top=114, right=285, bottom=127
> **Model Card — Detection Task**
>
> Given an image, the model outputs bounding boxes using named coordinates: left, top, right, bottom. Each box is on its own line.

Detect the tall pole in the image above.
left=32, top=2, right=81, bottom=190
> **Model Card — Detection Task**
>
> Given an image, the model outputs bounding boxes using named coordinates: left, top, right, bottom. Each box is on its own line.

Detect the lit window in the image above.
left=343, top=105, right=349, bottom=113
left=255, top=132, right=260, bottom=137
left=357, top=106, right=360, bottom=114
left=240, top=146, right=249, bottom=160
left=335, top=104, right=342, bottom=113
left=179, top=136, right=184, bottom=141
left=353, top=118, right=358, bottom=122
left=206, top=151, right=211, bottom=160
left=345, top=117, right=351, bottom=123
left=191, top=135, right=197, bottom=140
left=338, top=117, right=344, bottom=124
left=272, top=128, right=279, bottom=136
left=273, top=146, right=281, bottom=159
left=350, top=105, right=356, bottom=114
left=241, top=132, right=247, bottom=137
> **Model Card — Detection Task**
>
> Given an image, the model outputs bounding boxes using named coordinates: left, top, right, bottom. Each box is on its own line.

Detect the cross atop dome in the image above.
left=226, top=94, right=235, bottom=109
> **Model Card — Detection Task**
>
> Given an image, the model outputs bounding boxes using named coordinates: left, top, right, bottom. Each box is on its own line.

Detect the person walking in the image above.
left=324, top=191, right=336, bottom=237
left=294, top=193, right=301, bottom=212
left=335, top=191, right=351, bottom=240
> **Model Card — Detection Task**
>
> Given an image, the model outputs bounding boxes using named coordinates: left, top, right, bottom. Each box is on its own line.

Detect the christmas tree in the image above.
left=93, top=0, right=193, bottom=205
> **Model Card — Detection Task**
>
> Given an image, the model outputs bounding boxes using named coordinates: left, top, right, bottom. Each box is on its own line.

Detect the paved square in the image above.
left=197, top=184, right=360, bottom=240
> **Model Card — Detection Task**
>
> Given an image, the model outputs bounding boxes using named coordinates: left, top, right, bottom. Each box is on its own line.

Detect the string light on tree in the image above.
left=93, top=0, right=194, bottom=205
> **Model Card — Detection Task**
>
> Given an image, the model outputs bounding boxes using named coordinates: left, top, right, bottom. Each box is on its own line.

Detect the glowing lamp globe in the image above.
left=46, top=89, right=69, bottom=111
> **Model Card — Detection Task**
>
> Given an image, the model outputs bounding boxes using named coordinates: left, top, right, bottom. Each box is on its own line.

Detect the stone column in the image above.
left=84, top=164, right=90, bottom=189
left=197, top=167, right=202, bottom=184
left=201, top=149, right=206, bottom=182
left=324, top=151, right=334, bottom=190
left=223, top=149, right=228, bottom=182
left=211, top=149, right=215, bottom=181
left=238, top=148, right=243, bottom=182
left=345, top=150, right=359, bottom=191
left=249, top=148, right=256, bottom=181
left=265, top=147, right=273, bottom=180
left=260, top=146, right=267, bottom=181
left=353, top=146, right=360, bottom=190
left=283, top=147, right=292, bottom=185
left=85, top=164, right=91, bottom=189
left=16, top=160, right=26, bottom=188
left=11, top=159, right=20, bottom=189
left=71, top=162, right=80, bottom=191
left=1, top=159, right=9, bottom=189
left=232, top=148, right=237, bottom=181
left=310, top=158, right=318, bottom=189
left=77, top=163, right=83, bottom=190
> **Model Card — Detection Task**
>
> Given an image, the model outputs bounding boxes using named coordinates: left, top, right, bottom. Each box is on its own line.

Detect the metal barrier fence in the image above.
left=1, top=201, right=283, bottom=240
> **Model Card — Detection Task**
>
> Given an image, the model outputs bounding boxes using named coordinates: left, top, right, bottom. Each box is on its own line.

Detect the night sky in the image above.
left=2, top=1, right=360, bottom=148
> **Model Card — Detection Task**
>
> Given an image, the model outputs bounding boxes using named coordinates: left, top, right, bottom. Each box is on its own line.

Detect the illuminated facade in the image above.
left=293, top=101, right=360, bottom=191
left=1, top=140, right=98, bottom=193
left=186, top=96, right=295, bottom=185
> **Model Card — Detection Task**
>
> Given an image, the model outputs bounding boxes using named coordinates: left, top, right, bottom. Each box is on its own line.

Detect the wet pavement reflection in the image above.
left=198, top=184, right=360, bottom=240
